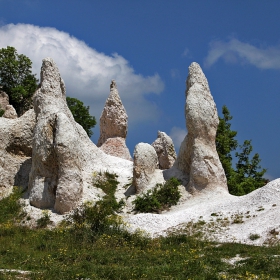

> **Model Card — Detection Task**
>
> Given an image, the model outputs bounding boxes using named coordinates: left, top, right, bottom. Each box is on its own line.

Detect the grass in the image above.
left=1, top=185, right=280, bottom=279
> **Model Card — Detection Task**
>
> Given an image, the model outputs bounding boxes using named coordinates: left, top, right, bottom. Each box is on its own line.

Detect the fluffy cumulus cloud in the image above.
left=0, top=23, right=164, bottom=124
left=169, top=126, right=187, bottom=151
left=204, top=38, right=280, bottom=69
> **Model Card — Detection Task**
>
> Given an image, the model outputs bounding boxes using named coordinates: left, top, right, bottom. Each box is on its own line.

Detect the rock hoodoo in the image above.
left=0, top=109, right=35, bottom=196
left=3, top=105, right=18, bottom=119
left=132, top=142, right=160, bottom=194
left=28, top=58, right=83, bottom=214
left=0, top=90, right=9, bottom=112
left=97, top=80, right=131, bottom=160
left=152, top=131, right=176, bottom=169
left=173, top=62, right=227, bottom=193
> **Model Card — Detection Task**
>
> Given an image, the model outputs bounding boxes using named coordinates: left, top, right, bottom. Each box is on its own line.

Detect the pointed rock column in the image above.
left=97, top=80, right=132, bottom=160
left=174, top=62, right=228, bottom=192
left=29, top=58, right=83, bottom=213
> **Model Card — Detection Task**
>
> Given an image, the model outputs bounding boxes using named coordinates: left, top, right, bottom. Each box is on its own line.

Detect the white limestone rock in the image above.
left=28, top=58, right=133, bottom=214
left=28, top=58, right=83, bottom=213
left=0, top=91, right=9, bottom=112
left=3, top=105, right=18, bottom=119
left=99, top=137, right=132, bottom=161
left=133, top=142, right=164, bottom=194
left=173, top=62, right=227, bottom=193
left=97, top=80, right=132, bottom=160
left=152, top=131, right=176, bottom=169
left=0, top=109, right=35, bottom=197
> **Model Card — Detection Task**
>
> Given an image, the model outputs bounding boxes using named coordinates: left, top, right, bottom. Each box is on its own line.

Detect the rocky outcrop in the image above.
left=173, top=62, right=227, bottom=193
left=133, top=143, right=163, bottom=194
left=28, top=58, right=83, bottom=214
left=152, top=131, right=176, bottom=169
left=28, top=59, right=133, bottom=214
left=0, top=109, right=35, bottom=196
left=97, top=80, right=132, bottom=160
left=3, top=105, right=18, bottom=119
left=0, top=90, right=9, bottom=111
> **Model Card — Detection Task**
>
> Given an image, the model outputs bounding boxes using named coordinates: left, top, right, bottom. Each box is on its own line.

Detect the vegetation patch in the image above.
left=133, top=177, right=181, bottom=213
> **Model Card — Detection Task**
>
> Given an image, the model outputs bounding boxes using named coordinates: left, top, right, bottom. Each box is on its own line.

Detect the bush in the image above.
left=68, top=171, right=124, bottom=238
left=133, top=177, right=181, bottom=213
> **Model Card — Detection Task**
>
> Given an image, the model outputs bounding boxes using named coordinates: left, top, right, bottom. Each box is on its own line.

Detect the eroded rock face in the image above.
left=0, top=91, right=9, bottom=111
left=133, top=143, right=159, bottom=193
left=0, top=109, right=35, bottom=197
left=99, top=137, right=132, bottom=161
left=3, top=105, right=18, bottom=119
left=174, top=62, right=227, bottom=193
left=152, top=131, right=176, bottom=169
left=97, top=80, right=131, bottom=160
left=28, top=58, right=83, bottom=214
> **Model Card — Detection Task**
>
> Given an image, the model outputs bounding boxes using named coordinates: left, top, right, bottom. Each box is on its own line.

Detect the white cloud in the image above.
left=0, top=23, right=164, bottom=124
left=204, top=38, right=280, bottom=69
left=169, top=126, right=187, bottom=150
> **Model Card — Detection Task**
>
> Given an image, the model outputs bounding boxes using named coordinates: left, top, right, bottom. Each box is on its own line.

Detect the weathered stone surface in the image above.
left=28, top=58, right=83, bottom=214
left=133, top=143, right=160, bottom=193
left=97, top=80, right=132, bottom=160
left=28, top=58, right=133, bottom=214
left=0, top=109, right=35, bottom=197
left=173, top=62, right=227, bottom=193
left=152, top=131, right=176, bottom=169
left=98, top=80, right=128, bottom=146
left=99, top=137, right=132, bottom=161
left=0, top=91, right=9, bottom=111
left=3, top=105, right=17, bottom=119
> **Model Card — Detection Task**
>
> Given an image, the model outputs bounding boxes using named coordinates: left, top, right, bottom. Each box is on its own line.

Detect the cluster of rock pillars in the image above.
left=0, top=58, right=227, bottom=214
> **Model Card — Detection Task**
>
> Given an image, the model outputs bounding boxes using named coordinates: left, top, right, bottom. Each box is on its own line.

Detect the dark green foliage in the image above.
left=0, top=109, right=4, bottom=117
left=216, top=105, right=238, bottom=179
left=0, top=46, right=38, bottom=115
left=36, top=211, right=52, bottom=228
left=216, top=105, right=267, bottom=196
left=66, top=96, right=96, bottom=137
left=133, top=177, right=181, bottom=213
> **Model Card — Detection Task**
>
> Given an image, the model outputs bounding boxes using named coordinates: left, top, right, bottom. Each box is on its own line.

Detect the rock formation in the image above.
left=97, top=80, right=132, bottom=160
left=152, top=131, right=176, bottom=169
left=133, top=142, right=163, bottom=194
left=0, top=90, right=9, bottom=112
left=3, top=105, right=18, bottom=119
left=0, top=109, right=35, bottom=196
left=173, top=62, right=227, bottom=193
left=28, top=58, right=133, bottom=214
left=28, top=58, right=83, bottom=214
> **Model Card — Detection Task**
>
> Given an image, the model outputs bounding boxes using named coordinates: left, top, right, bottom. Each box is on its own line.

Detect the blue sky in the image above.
left=0, top=0, right=280, bottom=179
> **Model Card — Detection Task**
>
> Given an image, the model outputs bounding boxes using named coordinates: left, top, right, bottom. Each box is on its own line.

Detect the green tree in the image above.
left=216, top=105, right=238, bottom=179
left=0, top=46, right=38, bottom=115
left=66, top=96, right=96, bottom=137
left=216, top=105, right=267, bottom=196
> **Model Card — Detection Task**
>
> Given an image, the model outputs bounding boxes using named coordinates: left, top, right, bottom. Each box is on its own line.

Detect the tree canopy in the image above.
left=0, top=46, right=38, bottom=115
left=66, top=97, right=96, bottom=137
left=216, top=105, right=267, bottom=196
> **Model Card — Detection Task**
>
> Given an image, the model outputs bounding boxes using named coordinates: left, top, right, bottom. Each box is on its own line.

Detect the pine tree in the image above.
left=216, top=106, right=267, bottom=195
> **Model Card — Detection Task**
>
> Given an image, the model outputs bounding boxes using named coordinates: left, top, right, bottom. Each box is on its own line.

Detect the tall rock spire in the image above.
left=174, top=62, right=228, bottom=192
left=97, top=80, right=132, bottom=160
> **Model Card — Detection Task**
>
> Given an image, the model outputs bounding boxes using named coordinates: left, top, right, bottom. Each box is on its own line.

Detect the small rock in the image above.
left=152, top=131, right=176, bottom=169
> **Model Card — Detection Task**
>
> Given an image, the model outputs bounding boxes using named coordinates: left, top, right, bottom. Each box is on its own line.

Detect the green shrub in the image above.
left=36, top=210, right=52, bottom=228
left=133, top=177, right=181, bottom=213
left=0, top=108, right=4, bottom=117
left=68, top=171, right=124, bottom=238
